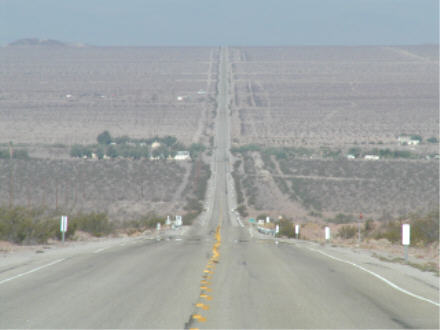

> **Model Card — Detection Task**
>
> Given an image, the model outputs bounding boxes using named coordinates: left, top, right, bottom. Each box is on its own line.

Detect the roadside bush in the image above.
left=126, top=213, right=165, bottom=230
left=193, top=162, right=211, bottom=200
left=326, top=213, right=355, bottom=224
left=375, top=220, right=400, bottom=243
left=278, top=219, right=295, bottom=238
left=183, top=212, right=199, bottom=225
left=374, top=210, right=439, bottom=246
left=184, top=198, right=203, bottom=213
left=364, top=219, right=375, bottom=232
left=410, top=210, right=439, bottom=245
left=0, top=206, right=58, bottom=244
left=232, top=160, right=244, bottom=204
left=70, top=212, right=112, bottom=237
left=230, top=144, right=262, bottom=154
left=236, top=204, right=248, bottom=217
left=338, top=225, right=357, bottom=239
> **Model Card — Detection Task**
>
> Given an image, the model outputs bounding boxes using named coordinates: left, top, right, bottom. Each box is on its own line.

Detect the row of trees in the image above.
left=0, top=149, right=29, bottom=160
left=231, top=143, right=436, bottom=162
left=348, top=147, right=414, bottom=159
left=70, top=131, right=206, bottom=160
left=399, top=134, right=438, bottom=144
left=97, top=131, right=180, bottom=148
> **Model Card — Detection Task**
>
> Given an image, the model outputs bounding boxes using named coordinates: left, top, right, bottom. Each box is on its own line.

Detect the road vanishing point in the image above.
left=0, top=47, right=438, bottom=329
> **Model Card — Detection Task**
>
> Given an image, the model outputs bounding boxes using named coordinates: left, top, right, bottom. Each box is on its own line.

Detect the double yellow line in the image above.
left=191, top=224, right=222, bottom=329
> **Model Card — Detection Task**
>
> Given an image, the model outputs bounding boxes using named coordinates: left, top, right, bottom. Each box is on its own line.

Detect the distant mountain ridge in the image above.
left=7, top=38, right=86, bottom=47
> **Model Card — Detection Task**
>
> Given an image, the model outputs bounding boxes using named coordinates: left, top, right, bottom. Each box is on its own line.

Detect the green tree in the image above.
left=410, top=135, right=423, bottom=142
left=107, top=145, right=118, bottom=158
left=189, top=143, right=206, bottom=159
left=113, top=135, right=130, bottom=144
left=96, top=146, right=105, bottom=160
left=70, top=144, right=84, bottom=158
left=162, top=136, right=177, bottom=147
left=97, top=131, right=112, bottom=145
left=348, top=147, right=361, bottom=157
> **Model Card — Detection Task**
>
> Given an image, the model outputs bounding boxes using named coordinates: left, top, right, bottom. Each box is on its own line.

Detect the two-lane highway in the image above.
left=0, top=47, right=438, bottom=329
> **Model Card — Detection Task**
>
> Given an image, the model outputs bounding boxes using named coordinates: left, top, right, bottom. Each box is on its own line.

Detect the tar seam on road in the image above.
left=0, top=258, right=65, bottom=285
left=307, top=247, right=440, bottom=307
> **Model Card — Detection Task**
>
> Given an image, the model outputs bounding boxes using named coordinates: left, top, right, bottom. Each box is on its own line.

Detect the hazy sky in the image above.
left=0, top=0, right=438, bottom=46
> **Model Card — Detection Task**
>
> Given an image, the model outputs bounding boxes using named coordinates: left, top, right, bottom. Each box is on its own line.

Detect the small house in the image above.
left=347, top=154, right=356, bottom=160
left=174, top=151, right=190, bottom=161
left=398, top=136, right=420, bottom=146
left=408, top=140, right=420, bottom=146
left=151, top=141, right=161, bottom=149
left=364, top=155, right=380, bottom=160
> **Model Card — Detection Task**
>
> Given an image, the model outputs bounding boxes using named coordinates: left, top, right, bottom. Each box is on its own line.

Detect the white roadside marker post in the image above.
left=275, top=224, right=279, bottom=245
left=295, top=224, right=299, bottom=239
left=325, top=226, right=330, bottom=243
left=60, top=215, right=68, bottom=243
left=175, top=215, right=182, bottom=227
left=402, top=224, right=410, bottom=262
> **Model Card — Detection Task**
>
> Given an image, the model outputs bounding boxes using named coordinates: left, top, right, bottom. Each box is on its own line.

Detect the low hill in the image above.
left=7, top=38, right=87, bottom=48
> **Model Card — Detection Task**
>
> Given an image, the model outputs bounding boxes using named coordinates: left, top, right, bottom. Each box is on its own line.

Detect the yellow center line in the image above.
left=196, top=303, right=210, bottom=310
left=200, top=294, right=213, bottom=301
left=192, top=314, right=207, bottom=322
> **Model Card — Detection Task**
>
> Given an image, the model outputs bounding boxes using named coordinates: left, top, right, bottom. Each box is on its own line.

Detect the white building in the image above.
left=174, top=151, right=190, bottom=161
left=408, top=139, right=420, bottom=146
left=398, top=136, right=420, bottom=145
left=151, top=141, right=161, bottom=149
left=347, top=154, right=356, bottom=159
left=364, top=155, right=380, bottom=160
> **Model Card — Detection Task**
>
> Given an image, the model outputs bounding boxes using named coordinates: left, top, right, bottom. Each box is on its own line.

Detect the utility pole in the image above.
left=8, top=142, right=14, bottom=208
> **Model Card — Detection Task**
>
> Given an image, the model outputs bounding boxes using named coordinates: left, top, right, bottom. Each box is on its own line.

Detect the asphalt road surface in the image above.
left=0, top=47, right=438, bottom=329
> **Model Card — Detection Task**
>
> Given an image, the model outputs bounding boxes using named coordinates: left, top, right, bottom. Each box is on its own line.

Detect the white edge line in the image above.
left=94, top=247, right=109, bottom=253
left=307, top=247, right=439, bottom=307
left=0, top=258, right=65, bottom=285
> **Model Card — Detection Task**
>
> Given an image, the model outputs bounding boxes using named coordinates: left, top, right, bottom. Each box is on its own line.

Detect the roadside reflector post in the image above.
left=275, top=224, right=280, bottom=244
left=175, top=215, right=182, bottom=227
left=60, top=215, right=68, bottom=243
left=402, top=224, right=410, bottom=262
left=325, top=226, right=330, bottom=242
left=156, top=222, right=161, bottom=231
left=295, top=224, right=299, bottom=239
